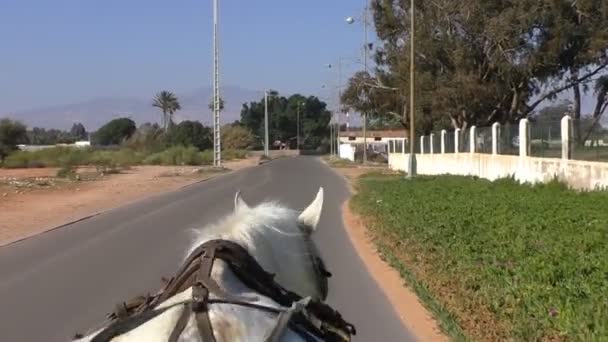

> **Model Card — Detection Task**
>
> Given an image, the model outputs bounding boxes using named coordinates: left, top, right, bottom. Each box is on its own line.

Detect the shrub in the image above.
left=56, top=166, right=77, bottom=179
left=222, top=149, right=248, bottom=160
left=165, top=121, right=212, bottom=151
left=221, top=124, right=255, bottom=150
left=142, top=146, right=209, bottom=166
left=92, top=118, right=136, bottom=146
left=0, top=118, right=27, bottom=161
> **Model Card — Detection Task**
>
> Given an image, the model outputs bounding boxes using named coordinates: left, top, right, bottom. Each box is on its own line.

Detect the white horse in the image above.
left=74, top=187, right=352, bottom=341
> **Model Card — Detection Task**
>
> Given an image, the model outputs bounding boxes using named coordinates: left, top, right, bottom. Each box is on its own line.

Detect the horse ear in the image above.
left=235, top=191, right=249, bottom=211
left=298, top=187, right=324, bottom=233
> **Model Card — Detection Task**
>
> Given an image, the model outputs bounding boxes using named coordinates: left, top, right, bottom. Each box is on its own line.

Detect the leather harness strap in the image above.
left=82, top=239, right=356, bottom=341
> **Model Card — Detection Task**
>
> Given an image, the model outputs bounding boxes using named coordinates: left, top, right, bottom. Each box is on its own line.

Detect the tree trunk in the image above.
left=572, top=73, right=582, bottom=145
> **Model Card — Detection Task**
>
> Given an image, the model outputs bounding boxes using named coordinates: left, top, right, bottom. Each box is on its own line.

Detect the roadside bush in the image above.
left=222, top=149, right=248, bottom=160
left=142, top=146, right=209, bottom=166
left=92, top=118, right=136, bottom=146
left=56, top=165, right=77, bottom=179
left=2, top=147, right=91, bottom=168
left=0, top=118, right=28, bottom=161
left=165, top=121, right=212, bottom=151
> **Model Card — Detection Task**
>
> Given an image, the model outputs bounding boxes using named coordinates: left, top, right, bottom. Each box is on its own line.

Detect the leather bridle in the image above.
left=75, top=239, right=355, bottom=342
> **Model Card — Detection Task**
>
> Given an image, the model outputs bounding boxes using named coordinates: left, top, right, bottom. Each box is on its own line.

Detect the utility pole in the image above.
left=212, top=0, right=221, bottom=167
left=264, top=91, right=269, bottom=157
left=362, top=0, right=369, bottom=164
left=337, top=58, right=342, bottom=157
left=297, top=103, right=301, bottom=150
left=407, top=0, right=417, bottom=178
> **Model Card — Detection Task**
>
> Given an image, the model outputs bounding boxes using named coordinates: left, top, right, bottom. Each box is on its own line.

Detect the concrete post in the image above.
left=420, top=136, right=425, bottom=154
left=429, top=133, right=435, bottom=154
left=470, top=126, right=477, bottom=153
left=519, top=118, right=530, bottom=157
left=561, top=115, right=572, bottom=160
left=441, top=130, right=447, bottom=154
left=455, top=128, right=461, bottom=154
left=492, top=122, right=500, bottom=155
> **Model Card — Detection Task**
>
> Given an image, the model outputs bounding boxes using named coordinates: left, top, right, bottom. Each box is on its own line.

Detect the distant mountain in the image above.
left=4, top=85, right=262, bottom=130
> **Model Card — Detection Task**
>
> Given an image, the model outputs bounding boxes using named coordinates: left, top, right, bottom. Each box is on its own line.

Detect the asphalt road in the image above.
left=0, top=156, right=415, bottom=342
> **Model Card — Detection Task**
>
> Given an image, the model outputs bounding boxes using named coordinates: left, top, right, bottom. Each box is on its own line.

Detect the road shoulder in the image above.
left=0, top=158, right=259, bottom=247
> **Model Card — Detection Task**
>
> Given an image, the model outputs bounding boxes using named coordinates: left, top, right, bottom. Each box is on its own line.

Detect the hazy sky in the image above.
left=0, top=0, right=370, bottom=112
left=0, top=0, right=599, bottom=115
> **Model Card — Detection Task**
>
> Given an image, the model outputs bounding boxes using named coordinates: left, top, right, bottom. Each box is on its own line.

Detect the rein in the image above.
left=77, top=239, right=356, bottom=342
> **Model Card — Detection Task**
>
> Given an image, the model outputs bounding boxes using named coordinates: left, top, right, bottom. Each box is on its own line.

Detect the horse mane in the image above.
left=187, top=200, right=308, bottom=262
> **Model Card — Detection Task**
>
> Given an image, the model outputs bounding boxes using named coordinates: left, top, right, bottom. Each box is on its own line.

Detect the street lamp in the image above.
left=212, top=0, right=221, bottom=167
left=407, top=0, right=417, bottom=178
left=345, top=2, right=370, bottom=163
left=264, top=90, right=270, bottom=157
left=297, top=102, right=304, bottom=150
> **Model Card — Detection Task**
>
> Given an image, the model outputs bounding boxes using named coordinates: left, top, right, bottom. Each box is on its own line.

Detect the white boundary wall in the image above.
left=387, top=116, right=608, bottom=190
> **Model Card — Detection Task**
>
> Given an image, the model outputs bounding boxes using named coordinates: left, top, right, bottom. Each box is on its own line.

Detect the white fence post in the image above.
left=420, top=136, right=425, bottom=154
left=455, top=128, right=461, bottom=154
left=441, top=130, right=447, bottom=154
left=492, top=122, right=500, bottom=155
left=470, top=126, right=477, bottom=153
left=561, top=116, right=571, bottom=160
left=429, top=133, right=435, bottom=154
left=519, top=118, right=530, bottom=157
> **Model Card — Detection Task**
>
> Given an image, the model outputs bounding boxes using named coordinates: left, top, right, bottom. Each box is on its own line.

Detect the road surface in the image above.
left=0, top=156, right=415, bottom=341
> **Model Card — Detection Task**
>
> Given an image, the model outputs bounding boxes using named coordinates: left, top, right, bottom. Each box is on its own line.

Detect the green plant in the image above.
left=56, top=165, right=77, bottom=179
left=352, top=175, right=608, bottom=341
left=142, top=146, right=210, bottom=166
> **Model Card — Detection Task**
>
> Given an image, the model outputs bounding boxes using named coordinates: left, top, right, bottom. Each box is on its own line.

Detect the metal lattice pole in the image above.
left=213, top=0, right=221, bottom=167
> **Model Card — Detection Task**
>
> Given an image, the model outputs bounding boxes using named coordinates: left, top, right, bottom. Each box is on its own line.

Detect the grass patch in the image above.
left=142, top=146, right=210, bottom=166
left=323, top=155, right=357, bottom=168
left=1, top=146, right=252, bottom=169
left=351, top=175, right=608, bottom=341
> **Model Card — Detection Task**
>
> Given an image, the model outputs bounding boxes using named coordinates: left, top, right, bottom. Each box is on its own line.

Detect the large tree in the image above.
left=165, top=120, right=212, bottom=150
left=240, top=92, right=331, bottom=149
left=0, top=118, right=27, bottom=161
left=70, top=122, right=87, bottom=141
left=153, top=91, right=181, bottom=129
left=92, top=118, right=137, bottom=146
left=350, top=0, right=608, bottom=132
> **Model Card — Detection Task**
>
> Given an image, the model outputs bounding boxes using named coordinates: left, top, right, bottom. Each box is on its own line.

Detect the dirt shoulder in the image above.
left=331, top=165, right=447, bottom=342
left=0, top=157, right=259, bottom=246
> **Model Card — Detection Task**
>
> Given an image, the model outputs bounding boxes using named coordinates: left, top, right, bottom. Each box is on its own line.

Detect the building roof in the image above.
left=339, top=130, right=407, bottom=138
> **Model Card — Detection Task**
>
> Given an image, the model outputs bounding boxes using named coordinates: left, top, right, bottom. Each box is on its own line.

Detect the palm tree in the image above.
left=153, top=91, right=181, bottom=130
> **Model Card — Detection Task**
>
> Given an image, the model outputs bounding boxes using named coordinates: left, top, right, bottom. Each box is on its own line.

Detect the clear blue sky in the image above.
left=0, top=0, right=372, bottom=112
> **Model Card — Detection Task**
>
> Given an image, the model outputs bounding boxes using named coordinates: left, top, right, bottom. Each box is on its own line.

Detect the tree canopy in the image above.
left=153, top=91, right=181, bottom=129
left=221, top=123, right=255, bottom=150
left=70, top=122, right=88, bottom=141
left=0, top=118, right=27, bottom=161
left=240, top=92, right=331, bottom=149
left=92, top=118, right=137, bottom=146
left=342, top=0, right=608, bottom=134
left=165, top=120, right=212, bottom=151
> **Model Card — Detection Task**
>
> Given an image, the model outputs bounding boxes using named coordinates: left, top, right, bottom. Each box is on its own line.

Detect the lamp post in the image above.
left=346, top=1, right=370, bottom=163
left=264, top=90, right=269, bottom=157
left=212, top=0, right=221, bottom=167
left=407, top=0, right=417, bottom=178
left=297, top=102, right=304, bottom=150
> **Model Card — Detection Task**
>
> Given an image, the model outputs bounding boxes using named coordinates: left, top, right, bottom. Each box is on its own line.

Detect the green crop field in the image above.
left=351, top=174, right=608, bottom=341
